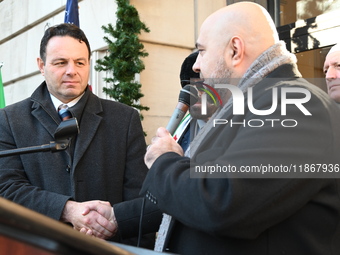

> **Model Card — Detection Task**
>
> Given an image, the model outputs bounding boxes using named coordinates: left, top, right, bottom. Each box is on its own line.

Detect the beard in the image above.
left=189, top=102, right=218, bottom=121
left=203, top=56, right=234, bottom=105
left=189, top=57, right=233, bottom=120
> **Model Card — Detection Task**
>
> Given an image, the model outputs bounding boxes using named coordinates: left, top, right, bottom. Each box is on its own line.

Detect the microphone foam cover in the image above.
left=179, top=85, right=199, bottom=106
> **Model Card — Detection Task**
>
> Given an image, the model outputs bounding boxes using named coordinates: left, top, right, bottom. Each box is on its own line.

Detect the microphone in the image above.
left=166, top=85, right=199, bottom=135
left=0, top=118, right=80, bottom=158
left=54, top=118, right=79, bottom=141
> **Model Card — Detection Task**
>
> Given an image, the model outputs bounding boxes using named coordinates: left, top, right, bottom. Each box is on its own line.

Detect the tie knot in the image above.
left=58, top=104, right=72, bottom=121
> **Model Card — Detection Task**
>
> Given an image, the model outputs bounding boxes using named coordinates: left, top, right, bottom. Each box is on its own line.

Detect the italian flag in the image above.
left=0, top=64, right=5, bottom=109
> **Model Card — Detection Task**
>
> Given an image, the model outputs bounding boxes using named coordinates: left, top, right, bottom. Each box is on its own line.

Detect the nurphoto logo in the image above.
left=200, top=84, right=312, bottom=128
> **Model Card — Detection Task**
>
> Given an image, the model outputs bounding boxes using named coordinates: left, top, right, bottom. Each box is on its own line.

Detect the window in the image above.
left=279, top=0, right=340, bottom=26
left=270, top=0, right=340, bottom=91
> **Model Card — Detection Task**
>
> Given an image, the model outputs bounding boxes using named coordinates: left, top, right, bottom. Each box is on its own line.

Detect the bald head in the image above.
left=212, top=3, right=277, bottom=41
left=194, top=2, right=279, bottom=81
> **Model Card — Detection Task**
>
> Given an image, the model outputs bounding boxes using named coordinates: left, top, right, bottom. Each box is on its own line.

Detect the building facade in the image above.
left=1, top=0, right=339, bottom=143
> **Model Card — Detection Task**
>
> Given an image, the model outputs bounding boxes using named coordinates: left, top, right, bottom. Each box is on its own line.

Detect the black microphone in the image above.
left=166, top=85, right=199, bottom=135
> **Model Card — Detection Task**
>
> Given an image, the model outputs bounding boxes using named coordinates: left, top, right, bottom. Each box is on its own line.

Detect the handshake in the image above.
left=61, top=200, right=117, bottom=240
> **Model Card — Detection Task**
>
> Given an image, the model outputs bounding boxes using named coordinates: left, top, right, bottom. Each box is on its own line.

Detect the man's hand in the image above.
left=79, top=201, right=118, bottom=238
left=61, top=200, right=116, bottom=240
left=144, top=127, right=184, bottom=169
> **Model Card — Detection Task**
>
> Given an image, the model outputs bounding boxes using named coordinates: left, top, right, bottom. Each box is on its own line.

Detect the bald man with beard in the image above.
left=142, top=2, right=340, bottom=255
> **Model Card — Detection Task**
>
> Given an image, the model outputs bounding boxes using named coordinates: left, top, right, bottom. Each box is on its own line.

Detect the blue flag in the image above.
left=64, top=0, right=79, bottom=27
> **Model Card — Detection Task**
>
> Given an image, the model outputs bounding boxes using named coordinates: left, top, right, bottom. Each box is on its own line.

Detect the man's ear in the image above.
left=228, top=36, right=244, bottom=67
left=37, top=58, right=45, bottom=75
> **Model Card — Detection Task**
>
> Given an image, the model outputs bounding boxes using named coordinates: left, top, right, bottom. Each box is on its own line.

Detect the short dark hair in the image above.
left=39, top=23, right=91, bottom=62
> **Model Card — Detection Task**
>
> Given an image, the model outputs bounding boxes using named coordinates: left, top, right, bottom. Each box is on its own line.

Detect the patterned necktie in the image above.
left=58, top=104, right=72, bottom=121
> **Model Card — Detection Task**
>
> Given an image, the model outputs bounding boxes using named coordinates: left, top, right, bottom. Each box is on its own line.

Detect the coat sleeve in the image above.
left=113, top=197, right=162, bottom=239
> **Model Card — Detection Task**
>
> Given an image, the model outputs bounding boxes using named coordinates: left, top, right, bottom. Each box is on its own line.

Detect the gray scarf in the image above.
left=185, top=41, right=297, bottom=158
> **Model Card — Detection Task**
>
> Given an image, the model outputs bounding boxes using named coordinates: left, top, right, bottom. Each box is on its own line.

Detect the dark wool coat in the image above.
left=141, top=64, right=340, bottom=255
left=0, top=82, right=152, bottom=245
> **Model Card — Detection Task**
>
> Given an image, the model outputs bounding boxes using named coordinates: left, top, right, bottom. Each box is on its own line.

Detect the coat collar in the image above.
left=71, top=88, right=103, bottom=167
left=30, top=82, right=103, bottom=168
left=30, top=82, right=61, bottom=138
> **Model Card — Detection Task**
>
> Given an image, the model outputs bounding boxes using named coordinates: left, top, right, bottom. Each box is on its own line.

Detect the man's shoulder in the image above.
left=98, top=97, right=136, bottom=112
left=1, top=97, right=32, bottom=114
left=92, top=97, right=141, bottom=123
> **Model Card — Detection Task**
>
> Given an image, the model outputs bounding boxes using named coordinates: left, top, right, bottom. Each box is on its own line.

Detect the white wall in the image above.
left=0, top=0, right=117, bottom=105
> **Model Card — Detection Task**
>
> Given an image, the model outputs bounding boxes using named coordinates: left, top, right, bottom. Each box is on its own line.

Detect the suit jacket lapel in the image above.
left=72, top=91, right=103, bottom=168
left=30, top=82, right=61, bottom=139
left=31, top=106, right=60, bottom=139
